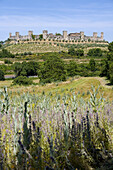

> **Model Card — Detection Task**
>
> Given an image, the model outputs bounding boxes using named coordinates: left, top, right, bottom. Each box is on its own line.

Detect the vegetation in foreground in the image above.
left=0, top=41, right=113, bottom=169
left=0, top=86, right=113, bottom=169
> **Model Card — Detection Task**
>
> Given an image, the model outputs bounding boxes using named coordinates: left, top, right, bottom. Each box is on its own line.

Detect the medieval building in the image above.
left=9, top=30, right=104, bottom=41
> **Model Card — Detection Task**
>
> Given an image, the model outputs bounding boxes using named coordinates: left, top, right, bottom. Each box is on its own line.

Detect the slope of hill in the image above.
left=4, top=42, right=108, bottom=54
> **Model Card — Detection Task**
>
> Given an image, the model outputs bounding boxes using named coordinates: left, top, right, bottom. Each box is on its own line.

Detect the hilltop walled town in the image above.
left=9, top=30, right=104, bottom=43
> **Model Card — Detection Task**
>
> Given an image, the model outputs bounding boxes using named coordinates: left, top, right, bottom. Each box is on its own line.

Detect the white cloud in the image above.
left=0, top=15, right=113, bottom=41
left=0, top=15, right=113, bottom=28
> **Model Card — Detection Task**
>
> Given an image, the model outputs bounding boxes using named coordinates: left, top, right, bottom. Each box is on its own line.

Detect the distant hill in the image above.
left=5, top=41, right=108, bottom=54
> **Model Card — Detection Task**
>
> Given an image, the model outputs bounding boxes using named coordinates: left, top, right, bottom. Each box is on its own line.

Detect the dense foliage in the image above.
left=12, top=76, right=33, bottom=85
left=68, top=47, right=84, bottom=56
left=0, top=69, right=5, bottom=80
left=101, top=41, right=113, bottom=84
left=38, top=56, right=67, bottom=83
left=0, top=41, right=4, bottom=48
left=0, top=49, right=15, bottom=58
left=87, top=48, right=102, bottom=57
left=13, top=61, right=39, bottom=77
left=0, top=87, right=113, bottom=169
left=108, top=41, right=113, bottom=52
left=4, top=59, right=13, bottom=64
left=66, top=60, right=78, bottom=77
left=89, top=59, right=96, bottom=71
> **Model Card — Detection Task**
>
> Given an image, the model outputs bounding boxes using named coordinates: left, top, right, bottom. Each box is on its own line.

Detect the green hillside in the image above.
left=5, top=42, right=108, bottom=54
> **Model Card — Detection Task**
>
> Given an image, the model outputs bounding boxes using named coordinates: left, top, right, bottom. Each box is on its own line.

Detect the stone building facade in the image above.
left=9, top=30, right=104, bottom=41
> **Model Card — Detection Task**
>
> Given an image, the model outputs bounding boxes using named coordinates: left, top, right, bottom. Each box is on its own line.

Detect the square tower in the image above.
left=43, top=30, right=48, bottom=39
left=9, top=33, right=12, bottom=38
left=101, top=32, right=104, bottom=40
left=63, top=31, right=68, bottom=40
left=80, top=31, right=84, bottom=40
left=15, top=32, right=19, bottom=38
left=93, top=32, right=97, bottom=39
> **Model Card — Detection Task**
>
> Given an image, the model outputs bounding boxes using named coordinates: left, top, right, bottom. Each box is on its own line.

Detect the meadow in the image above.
left=0, top=76, right=113, bottom=169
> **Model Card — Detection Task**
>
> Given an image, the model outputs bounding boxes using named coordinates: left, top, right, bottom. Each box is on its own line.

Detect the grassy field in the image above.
left=5, top=42, right=108, bottom=54
left=0, top=76, right=113, bottom=101
left=0, top=76, right=113, bottom=169
left=5, top=43, right=68, bottom=54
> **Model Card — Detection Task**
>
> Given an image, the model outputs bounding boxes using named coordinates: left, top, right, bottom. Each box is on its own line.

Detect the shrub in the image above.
left=89, top=59, right=96, bottom=71
left=75, top=49, right=84, bottom=56
left=12, top=76, right=33, bottom=85
left=0, top=49, right=15, bottom=58
left=68, top=47, right=76, bottom=55
left=66, top=60, right=78, bottom=77
left=87, top=48, right=102, bottom=57
left=109, top=62, right=113, bottom=84
left=108, top=41, right=113, bottom=52
left=0, top=69, right=5, bottom=80
left=4, top=59, right=13, bottom=64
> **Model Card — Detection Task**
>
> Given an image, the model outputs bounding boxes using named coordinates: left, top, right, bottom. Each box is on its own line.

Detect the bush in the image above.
left=0, top=49, right=15, bottom=58
left=109, top=62, right=113, bottom=84
left=66, top=60, right=78, bottom=77
left=68, top=47, right=76, bottom=55
left=75, top=49, right=84, bottom=56
left=13, top=76, right=33, bottom=85
left=108, top=41, right=113, bottom=52
left=0, top=69, right=5, bottom=80
left=87, top=48, right=102, bottom=57
left=4, top=59, right=13, bottom=64
left=89, top=59, right=96, bottom=71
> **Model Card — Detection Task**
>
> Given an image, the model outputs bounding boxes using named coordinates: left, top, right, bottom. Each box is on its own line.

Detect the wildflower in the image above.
left=11, top=165, right=15, bottom=169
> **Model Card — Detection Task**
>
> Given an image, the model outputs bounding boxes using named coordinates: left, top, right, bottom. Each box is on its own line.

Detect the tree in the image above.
left=0, top=70, right=5, bottom=81
left=108, top=42, right=113, bottom=52
left=109, top=62, right=113, bottom=84
left=87, top=48, right=102, bottom=57
left=67, top=60, right=78, bottom=77
left=0, top=49, right=15, bottom=58
left=38, top=56, right=67, bottom=83
left=13, top=61, right=39, bottom=77
left=68, top=47, right=76, bottom=55
left=56, top=33, right=61, bottom=36
left=100, top=59, right=109, bottom=77
left=75, top=49, right=84, bottom=56
left=13, top=62, right=22, bottom=77
left=39, top=34, right=43, bottom=40
left=89, top=59, right=96, bottom=71
left=100, top=41, right=113, bottom=84
left=31, top=34, right=35, bottom=40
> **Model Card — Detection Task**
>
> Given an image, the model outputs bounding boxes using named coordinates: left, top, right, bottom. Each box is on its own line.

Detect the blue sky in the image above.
left=0, top=0, right=113, bottom=42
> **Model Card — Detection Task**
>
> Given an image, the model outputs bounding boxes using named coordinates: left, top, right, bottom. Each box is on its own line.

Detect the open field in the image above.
left=0, top=76, right=113, bottom=169
left=0, top=76, right=113, bottom=101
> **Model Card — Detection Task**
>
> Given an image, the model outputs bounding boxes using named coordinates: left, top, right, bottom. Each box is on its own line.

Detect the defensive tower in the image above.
left=15, top=32, right=19, bottom=38
left=93, top=32, right=97, bottom=39
left=9, top=33, right=12, bottom=39
left=43, top=30, right=48, bottom=39
left=80, top=31, right=84, bottom=40
left=101, top=32, right=104, bottom=40
left=63, top=31, right=68, bottom=40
